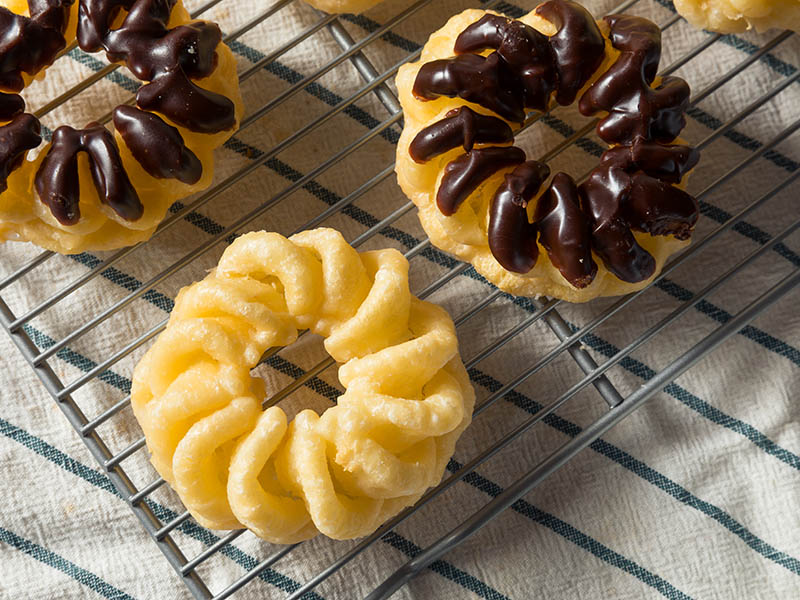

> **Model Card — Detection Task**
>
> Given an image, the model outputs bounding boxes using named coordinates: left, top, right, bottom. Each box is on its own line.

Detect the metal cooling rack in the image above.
left=1, top=0, right=799, bottom=598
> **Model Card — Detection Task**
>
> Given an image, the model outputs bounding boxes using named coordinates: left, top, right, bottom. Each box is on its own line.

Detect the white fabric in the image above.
left=1, top=0, right=799, bottom=599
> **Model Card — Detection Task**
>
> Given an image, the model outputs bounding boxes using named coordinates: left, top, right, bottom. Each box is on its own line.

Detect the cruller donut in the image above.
left=131, top=228, right=474, bottom=542
left=0, top=0, right=243, bottom=254
left=674, top=0, right=800, bottom=33
left=396, top=0, right=701, bottom=302
left=304, top=0, right=383, bottom=14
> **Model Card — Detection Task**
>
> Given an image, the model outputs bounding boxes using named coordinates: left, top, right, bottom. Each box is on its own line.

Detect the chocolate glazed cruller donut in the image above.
left=396, top=0, right=700, bottom=302
left=131, top=228, right=475, bottom=542
left=0, top=0, right=242, bottom=254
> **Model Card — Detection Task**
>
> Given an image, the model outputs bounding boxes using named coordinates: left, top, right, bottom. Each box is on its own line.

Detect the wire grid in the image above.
left=0, top=0, right=799, bottom=597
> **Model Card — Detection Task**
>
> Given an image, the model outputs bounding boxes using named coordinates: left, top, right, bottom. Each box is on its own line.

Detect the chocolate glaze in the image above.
left=410, top=4, right=700, bottom=288
left=0, top=92, right=24, bottom=120
left=35, top=124, right=142, bottom=225
left=0, top=0, right=72, bottom=91
left=113, top=105, right=202, bottom=184
left=579, top=15, right=690, bottom=145
left=0, top=1, right=72, bottom=201
left=487, top=160, right=548, bottom=273
left=409, top=106, right=513, bottom=163
left=413, top=0, right=607, bottom=120
left=437, top=146, right=525, bottom=216
left=78, top=2, right=218, bottom=78
left=488, top=164, right=598, bottom=287
left=28, top=0, right=73, bottom=30
left=0, top=113, right=41, bottom=193
left=484, top=141, right=696, bottom=287
left=534, top=172, right=597, bottom=287
left=413, top=53, right=526, bottom=123
left=579, top=140, right=698, bottom=282
left=601, top=140, right=699, bottom=183
left=455, top=14, right=555, bottom=111
left=136, top=67, right=235, bottom=133
left=76, top=0, right=234, bottom=133
left=0, top=0, right=237, bottom=229
left=535, top=0, right=605, bottom=106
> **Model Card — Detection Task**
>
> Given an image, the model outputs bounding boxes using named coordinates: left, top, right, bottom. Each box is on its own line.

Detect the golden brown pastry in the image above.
left=396, top=1, right=700, bottom=302
left=0, top=0, right=243, bottom=254
left=674, top=0, right=800, bottom=33
left=131, top=228, right=475, bottom=543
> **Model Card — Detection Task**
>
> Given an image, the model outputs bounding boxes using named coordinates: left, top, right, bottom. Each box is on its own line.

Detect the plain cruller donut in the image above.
left=396, top=0, right=701, bottom=302
left=131, top=228, right=475, bottom=543
left=674, top=0, right=800, bottom=33
left=0, top=0, right=243, bottom=254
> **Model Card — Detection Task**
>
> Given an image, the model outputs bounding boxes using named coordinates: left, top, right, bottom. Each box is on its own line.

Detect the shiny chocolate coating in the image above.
left=8, top=0, right=237, bottom=228
left=534, top=172, right=597, bottom=287
left=28, top=0, right=74, bottom=30
left=488, top=164, right=598, bottom=288
left=413, top=53, right=526, bottom=123
left=486, top=141, right=696, bottom=287
left=579, top=14, right=690, bottom=145
left=0, top=1, right=72, bottom=92
left=534, top=0, right=604, bottom=105
left=0, top=113, right=41, bottom=193
left=0, top=92, right=24, bottom=120
left=413, top=0, right=606, bottom=120
left=411, top=3, right=699, bottom=289
left=136, top=67, right=236, bottom=133
left=409, top=106, right=513, bottom=163
left=580, top=140, right=699, bottom=282
left=35, top=124, right=142, bottom=225
left=77, top=0, right=234, bottom=133
left=113, top=105, right=202, bottom=184
left=454, top=14, right=555, bottom=111
left=0, top=1, right=72, bottom=198
left=437, top=146, right=525, bottom=216
left=487, top=160, right=548, bottom=274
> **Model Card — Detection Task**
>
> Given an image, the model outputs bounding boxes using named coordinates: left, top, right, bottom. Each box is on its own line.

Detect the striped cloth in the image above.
left=1, top=0, right=799, bottom=599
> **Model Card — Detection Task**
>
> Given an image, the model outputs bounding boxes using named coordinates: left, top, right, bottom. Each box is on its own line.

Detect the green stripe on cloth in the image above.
left=0, top=416, right=325, bottom=599
left=575, top=329, right=800, bottom=471
left=63, top=31, right=800, bottom=374
left=450, top=460, right=695, bottom=600
left=0, top=526, right=137, bottom=600
left=467, top=366, right=800, bottom=577
left=0, top=415, right=509, bottom=600
left=61, top=21, right=800, bottom=376
left=17, top=318, right=793, bottom=591
left=344, top=4, right=800, bottom=173
left=14, top=10, right=796, bottom=596
left=1, top=411, right=688, bottom=599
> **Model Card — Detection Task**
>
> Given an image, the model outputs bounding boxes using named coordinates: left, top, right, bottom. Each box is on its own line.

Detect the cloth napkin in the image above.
left=1, top=0, right=799, bottom=598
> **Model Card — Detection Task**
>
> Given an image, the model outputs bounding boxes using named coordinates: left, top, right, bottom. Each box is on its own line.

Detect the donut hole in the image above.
left=251, top=331, right=341, bottom=420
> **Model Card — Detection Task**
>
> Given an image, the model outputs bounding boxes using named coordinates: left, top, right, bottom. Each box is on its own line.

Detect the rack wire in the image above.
left=1, top=0, right=799, bottom=598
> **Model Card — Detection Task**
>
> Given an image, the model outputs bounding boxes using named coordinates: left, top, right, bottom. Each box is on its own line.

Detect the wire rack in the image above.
left=1, top=0, right=799, bottom=597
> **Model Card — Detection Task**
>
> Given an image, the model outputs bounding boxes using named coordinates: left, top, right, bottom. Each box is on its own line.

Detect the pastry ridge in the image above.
left=131, top=228, right=475, bottom=543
